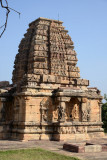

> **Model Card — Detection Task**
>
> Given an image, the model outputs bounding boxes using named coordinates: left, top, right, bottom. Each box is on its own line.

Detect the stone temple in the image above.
left=0, top=17, right=104, bottom=141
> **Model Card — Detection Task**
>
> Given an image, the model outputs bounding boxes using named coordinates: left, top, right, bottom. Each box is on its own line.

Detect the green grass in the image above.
left=0, top=148, right=80, bottom=160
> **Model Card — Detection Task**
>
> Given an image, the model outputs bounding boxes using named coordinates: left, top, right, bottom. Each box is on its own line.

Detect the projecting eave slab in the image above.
left=55, top=88, right=103, bottom=99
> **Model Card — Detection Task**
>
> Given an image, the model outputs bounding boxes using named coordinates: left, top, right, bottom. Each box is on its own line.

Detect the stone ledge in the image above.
left=13, top=92, right=52, bottom=96
left=87, top=128, right=104, bottom=132
left=53, top=121, right=103, bottom=126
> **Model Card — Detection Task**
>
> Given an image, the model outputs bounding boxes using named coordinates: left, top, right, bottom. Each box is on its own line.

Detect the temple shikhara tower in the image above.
left=0, top=18, right=104, bottom=141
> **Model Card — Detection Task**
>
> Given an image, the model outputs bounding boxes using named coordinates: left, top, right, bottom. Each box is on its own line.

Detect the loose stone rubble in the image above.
left=0, top=17, right=104, bottom=141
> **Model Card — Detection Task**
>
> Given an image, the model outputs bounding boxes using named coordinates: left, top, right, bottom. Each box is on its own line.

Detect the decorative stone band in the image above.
left=87, top=127, right=104, bottom=133
left=12, top=87, right=103, bottom=100
left=22, top=74, right=86, bottom=85
left=53, top=121, right=103, bottom=126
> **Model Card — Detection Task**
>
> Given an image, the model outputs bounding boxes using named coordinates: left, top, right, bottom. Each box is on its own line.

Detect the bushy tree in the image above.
left=102, top=94, right=107, bottom=132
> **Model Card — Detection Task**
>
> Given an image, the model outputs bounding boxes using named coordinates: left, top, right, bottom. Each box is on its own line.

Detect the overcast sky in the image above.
left=0, top=0, right=107, bottom=97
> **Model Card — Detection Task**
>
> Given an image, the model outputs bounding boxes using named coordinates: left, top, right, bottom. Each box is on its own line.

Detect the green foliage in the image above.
left=102, top=94, right=107, bottom=132
left=104, top=94, right=107, bottom=101
left=0, top=148, right=80, bottom=160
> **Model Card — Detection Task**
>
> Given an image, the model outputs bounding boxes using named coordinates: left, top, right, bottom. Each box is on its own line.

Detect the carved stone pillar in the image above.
left=81, top=98, right=88, bottom=122
left=57, top=97, right=69, bottom=123
left=0, top=97, right=6, bottom=122
left=40, top=100, right=49, bottom=123
left=58, top=101, right=66, bottom=122
left=99, top=101, right=102, bottom=122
